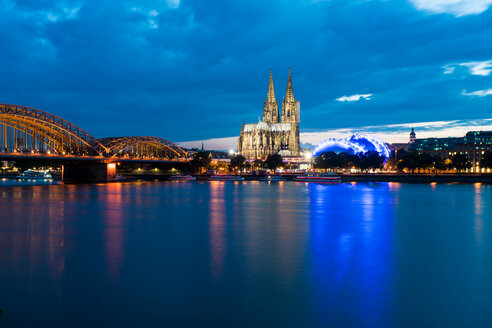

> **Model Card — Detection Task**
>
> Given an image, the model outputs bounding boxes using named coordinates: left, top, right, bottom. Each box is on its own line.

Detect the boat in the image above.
left=168, top=174, right=196, bottom=181
left=209, top=175, right=244, bottom=181
left=295, top=172, right=341, bottom=183
left=261, top=175, right=286, bottom=182
left=16, top=169, right=53, bottom=180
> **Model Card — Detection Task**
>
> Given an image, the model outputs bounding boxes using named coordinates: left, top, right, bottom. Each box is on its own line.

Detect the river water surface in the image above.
left=0, top=180, right=491, bottom=327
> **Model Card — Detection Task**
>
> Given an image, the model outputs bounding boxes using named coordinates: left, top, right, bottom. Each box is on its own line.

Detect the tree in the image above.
left=338, top=152, right=360, bottom=170
left=449, top=153, right=471, bottom=172
left=230, top=154, right=246, bottom=172
left=397, top=151, right=419, bottom=173
left=481, top=151, right=492, bottom=169
left=190, top=151, right=211, bottom=173
left=432, top=155, right=446, bottom=172
left=265, top=154, right=284, bottom=171
left=358, top=151, right=385, bottom=172
left=313, top=151, right=341, bottom=170
left=416, top=152, right=434, bottom=172
left=252, top=159, right=265, bottom=171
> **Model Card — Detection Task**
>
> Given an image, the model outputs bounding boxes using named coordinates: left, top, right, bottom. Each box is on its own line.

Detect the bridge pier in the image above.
left=62, top=162, right=117, bottom=183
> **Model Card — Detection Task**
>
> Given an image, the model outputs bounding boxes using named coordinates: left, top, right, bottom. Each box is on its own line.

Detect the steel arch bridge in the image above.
left=0, top=104, right=186, bottom=160
left=98, top=136, right=187, bottom=159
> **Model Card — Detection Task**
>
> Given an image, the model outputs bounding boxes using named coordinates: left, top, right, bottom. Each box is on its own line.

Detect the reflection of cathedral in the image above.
left=238, top=69, right=300, bottom=159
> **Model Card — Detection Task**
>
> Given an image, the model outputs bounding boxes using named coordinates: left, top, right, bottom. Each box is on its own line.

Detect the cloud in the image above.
left=408, top=0, right=492, bottom=17
left=461, top=89, right=492, bottom=97
left=178, top=137, right=238, bottom=151
left=336, top=94, right=372, bottom=102
left=459, top=60, right=492, bottom=76
left=148, top=19, right=158, bottom=29
left=38, top=4, right=81, bottom=23
left=443, top=60, right=492, bottom=76
left=2, top=0, right=492, bottom=142
left=166, top=0, right=180, bottom=9
left=443, top=65, right=455, bottom=74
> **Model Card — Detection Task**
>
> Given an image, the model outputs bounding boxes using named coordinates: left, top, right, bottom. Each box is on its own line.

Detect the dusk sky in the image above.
left=1, top=0, right=492, bottom=149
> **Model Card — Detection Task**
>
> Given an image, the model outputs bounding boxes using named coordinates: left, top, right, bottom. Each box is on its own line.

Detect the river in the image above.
left=0, top=180, right=490, bottom=327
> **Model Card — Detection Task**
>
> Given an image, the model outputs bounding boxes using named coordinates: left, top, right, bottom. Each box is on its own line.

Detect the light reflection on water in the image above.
left=0, top=181, right=490, bottom=327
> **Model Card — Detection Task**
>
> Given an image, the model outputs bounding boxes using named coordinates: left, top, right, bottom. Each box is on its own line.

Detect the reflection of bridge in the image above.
left=0, top=104, right=188, bottom=182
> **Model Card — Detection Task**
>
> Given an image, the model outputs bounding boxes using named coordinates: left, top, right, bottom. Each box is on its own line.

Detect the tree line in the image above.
left=313, top=151, right=386, bottom=171
left=190, top=152, right=287, bottom=173
left=189, top=150, right=492, bottom=174
left=388, top=150, right=492, bottom=173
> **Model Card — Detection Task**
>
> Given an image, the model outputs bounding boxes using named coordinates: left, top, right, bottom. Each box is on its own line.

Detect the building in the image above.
left=388, top=128, right=416, bottom=152
left=409, top=127, right=416, bottom=143
left=238, top=69, right=300, bottom=159
left=409, top=130, right=492, bottom=172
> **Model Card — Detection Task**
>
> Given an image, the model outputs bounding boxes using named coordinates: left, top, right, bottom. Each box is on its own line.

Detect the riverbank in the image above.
left=339, top=173, right=492, bottom=183
left=140, top=173, right=492, bottom=184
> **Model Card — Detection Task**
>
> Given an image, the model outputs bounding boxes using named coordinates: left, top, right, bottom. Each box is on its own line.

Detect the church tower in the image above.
left=262, top=69, right=279, bottom=124
left=281, top=68, right=300, bottom=156
left=409, top=127, right=416, bottom=143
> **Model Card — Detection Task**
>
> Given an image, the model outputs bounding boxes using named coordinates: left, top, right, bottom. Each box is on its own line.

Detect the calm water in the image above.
left=0, top=180, right=491, bottom=327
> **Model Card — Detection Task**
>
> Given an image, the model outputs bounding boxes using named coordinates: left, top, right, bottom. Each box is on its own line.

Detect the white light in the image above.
left=229, top=149, right=235, bottom=155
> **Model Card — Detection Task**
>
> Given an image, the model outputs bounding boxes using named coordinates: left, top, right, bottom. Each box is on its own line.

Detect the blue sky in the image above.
left=1, top=0, right=492, bottom=148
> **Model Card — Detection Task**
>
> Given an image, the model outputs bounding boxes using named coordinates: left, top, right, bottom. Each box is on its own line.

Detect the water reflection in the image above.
left=103, top=183, right=125, bottom=281
left=0, top=181, right=491, bottom=327
left=308, top=182, right=394, bottom=327
left=48, top=201, right=65, bottom=282
left=473, top=183, right=483, bottom=246
left=209, top=182, right=226, bottom=280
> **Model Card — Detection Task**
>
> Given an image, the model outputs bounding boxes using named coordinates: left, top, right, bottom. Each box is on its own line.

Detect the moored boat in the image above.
left=168, top=174, right=196, bottom=181
left=261, top=175, right=286, bottom=182
left=209, top=175, right=244, bottom=181
left=16, top=169, right=53, bottom=180
left=295, top=172, right=341, bottom=182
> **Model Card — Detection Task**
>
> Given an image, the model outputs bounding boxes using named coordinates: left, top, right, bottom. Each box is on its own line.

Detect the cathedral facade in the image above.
left=238, top=69, right=300, bottom=159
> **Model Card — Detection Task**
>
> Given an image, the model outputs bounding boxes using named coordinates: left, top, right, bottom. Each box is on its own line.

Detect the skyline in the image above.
left=1, top=0, right=492, bottom=143
left=178, top=118, right=492, bottom=150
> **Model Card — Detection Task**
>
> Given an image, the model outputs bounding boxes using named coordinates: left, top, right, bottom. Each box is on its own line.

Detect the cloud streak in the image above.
left=461, top=89, right=492, bottom=97
left=443, top=60, right=492, bottom=76
left=335, top=94, right=372, bottom=102
left=408, top=0, right=492, bottom=17
left=459, top=60, right=492, bottom=76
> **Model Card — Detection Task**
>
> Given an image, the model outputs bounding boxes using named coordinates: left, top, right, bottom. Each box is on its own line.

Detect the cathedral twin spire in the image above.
left=284, top=68, right=295, bottom=103
left=263, top=69, right=297, bottom=124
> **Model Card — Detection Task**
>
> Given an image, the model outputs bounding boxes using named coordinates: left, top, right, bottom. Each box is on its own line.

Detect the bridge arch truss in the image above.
left=0, top=104, right=187, bottom=160
left=0, top=104, right=106, bottom=156
left=98, top=136, right=187, bottom=159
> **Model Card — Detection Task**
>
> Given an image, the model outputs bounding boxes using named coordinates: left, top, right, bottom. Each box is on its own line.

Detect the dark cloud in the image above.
left=1, top=0, right=491, bottom=142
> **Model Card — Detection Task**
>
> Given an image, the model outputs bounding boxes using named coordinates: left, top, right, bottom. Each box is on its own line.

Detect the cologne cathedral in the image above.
left=238, top=69, right=300, bottom=159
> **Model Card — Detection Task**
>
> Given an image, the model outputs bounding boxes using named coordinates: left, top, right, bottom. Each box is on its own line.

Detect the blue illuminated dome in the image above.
left=312, top=134, right=391, bottom=158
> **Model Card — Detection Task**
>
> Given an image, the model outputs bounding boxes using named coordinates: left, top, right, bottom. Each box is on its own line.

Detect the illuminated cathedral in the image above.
left=238, top=69, right=300, bottom=159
